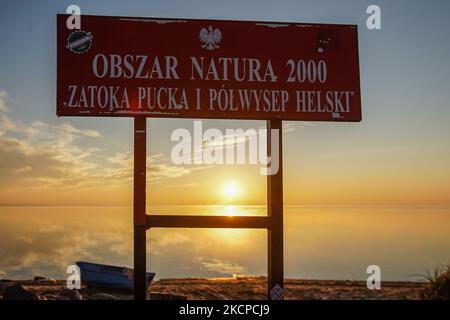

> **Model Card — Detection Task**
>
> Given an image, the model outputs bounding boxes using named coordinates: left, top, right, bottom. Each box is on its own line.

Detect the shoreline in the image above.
left=1, top=277, right=426, bottom=300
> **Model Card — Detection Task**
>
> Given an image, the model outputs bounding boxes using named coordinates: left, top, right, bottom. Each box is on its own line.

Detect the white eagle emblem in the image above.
left=199, top=26, right=222, bottom=50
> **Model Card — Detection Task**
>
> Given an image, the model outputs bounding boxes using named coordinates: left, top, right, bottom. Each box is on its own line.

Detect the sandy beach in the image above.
left=0, top=277, right=426, bottom=300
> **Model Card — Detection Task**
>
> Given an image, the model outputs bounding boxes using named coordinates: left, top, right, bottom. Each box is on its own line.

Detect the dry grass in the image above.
left=419, top=264, right=450, bottom=300
left=1, top=277, right=428, bottom=300
left=150, top=276, right=425, bottom=300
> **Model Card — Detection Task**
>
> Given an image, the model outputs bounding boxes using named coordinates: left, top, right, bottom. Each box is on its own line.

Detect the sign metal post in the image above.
left=133, top=117, right=147, bottom=300
left=267, top=119, right=284, bottom=299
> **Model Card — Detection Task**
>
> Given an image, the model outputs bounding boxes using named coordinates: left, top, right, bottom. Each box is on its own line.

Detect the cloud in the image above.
left=166, top=182, right=200, bottom=189
left=13, top=166, right=32, bottom=174
left=0, top=91, right=8, bottom=112
left=196, top=257, right=246, bottom=276
left=106, top=151, right=194, bottom=183
left=193, top=122, right=305, bottom=159
left=0, top=92, right=20, bottom=132
left=0, top=90, right=201, bottom=201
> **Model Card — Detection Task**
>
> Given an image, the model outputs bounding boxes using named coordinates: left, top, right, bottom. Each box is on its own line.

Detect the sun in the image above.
left=222, top=181, right=241, bottom=201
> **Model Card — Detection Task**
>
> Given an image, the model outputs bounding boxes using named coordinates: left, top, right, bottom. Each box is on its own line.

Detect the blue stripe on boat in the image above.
left=76, top=261, right=155, bottom=289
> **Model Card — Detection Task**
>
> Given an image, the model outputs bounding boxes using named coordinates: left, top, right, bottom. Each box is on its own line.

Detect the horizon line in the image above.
left=1, top=203, right=450, bottom=209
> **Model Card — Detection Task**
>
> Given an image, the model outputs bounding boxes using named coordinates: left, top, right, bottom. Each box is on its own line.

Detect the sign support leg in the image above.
left=134, top=117, right=147, bottom=300
left=267, top=119, right=284, bottom=300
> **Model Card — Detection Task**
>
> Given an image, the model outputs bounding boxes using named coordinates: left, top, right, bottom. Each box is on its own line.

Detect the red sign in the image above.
left=57, top=14, right=361, bottom=121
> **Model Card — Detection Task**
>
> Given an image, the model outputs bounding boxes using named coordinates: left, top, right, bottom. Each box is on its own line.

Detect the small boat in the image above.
left=76, top=261, right=155, bottom=290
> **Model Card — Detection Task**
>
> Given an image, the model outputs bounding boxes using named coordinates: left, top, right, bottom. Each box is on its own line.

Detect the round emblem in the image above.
left=67, top=30, right=92, bottom=54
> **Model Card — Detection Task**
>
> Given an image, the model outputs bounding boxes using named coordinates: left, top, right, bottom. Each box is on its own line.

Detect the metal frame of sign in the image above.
left=133, top=117, right=284, bottom=300
left=56, top=14, right=362, bottom=300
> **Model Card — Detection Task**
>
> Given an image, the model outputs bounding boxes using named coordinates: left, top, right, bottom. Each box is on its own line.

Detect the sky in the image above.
left=1, top=0, right=450, bottom=206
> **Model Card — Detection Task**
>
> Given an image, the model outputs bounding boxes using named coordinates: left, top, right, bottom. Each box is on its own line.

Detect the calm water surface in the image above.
left=0, top=205, right=449, bottom=281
